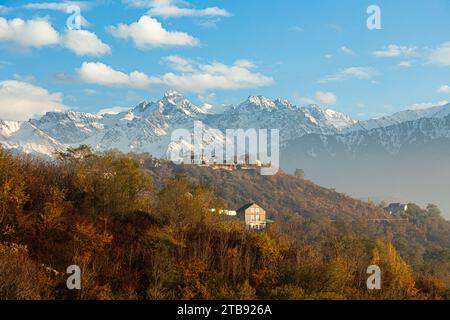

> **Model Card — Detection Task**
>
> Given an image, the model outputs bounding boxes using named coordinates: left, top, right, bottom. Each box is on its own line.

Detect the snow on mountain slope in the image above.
left=78, top=91, right=208, bottom=156
left=207, top=96, right=356, bottom=144
left=1, top=91, right=450, bottom=160
left=0, top=120, right=22, bottom=138
left=284, top=113, right=450, bottom=159
left=0, top=121, right=65, bottom=157
left=302, top=104, right=356, bottom=130
left=346, top=102, right=450, bottom=132
left=30, top=111, right=104, bottom=144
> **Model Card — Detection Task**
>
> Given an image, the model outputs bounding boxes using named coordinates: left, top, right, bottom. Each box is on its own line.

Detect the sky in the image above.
left=0, top=0, right=449, bottom=121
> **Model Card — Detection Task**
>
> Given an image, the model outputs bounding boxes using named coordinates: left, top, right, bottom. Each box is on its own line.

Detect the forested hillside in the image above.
left=0, top=146, right=448, bottom=300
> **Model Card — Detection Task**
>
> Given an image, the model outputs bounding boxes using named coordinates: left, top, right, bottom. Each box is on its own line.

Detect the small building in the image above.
left=221, top=209, right=237, bottom=216
left=384, top=203, right=408, bottom=214
left=209, top=208, right=237, bottom=216
left=237, top=202, right=267, bottom=230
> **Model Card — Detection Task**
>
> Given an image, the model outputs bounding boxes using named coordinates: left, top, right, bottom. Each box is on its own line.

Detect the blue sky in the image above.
left=0, top=0, right=449, bottom=121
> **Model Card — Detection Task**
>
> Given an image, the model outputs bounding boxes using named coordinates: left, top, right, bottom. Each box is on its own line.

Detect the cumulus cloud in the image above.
left=372, top=44, right=417, bottom=58
left=123, top=0, right=230, bottom=19
left=315, top=91, right=337, bottom=105
left=23, top=1, right=91, bottom=11
left=107, top=16, right=199, bottom=49
left=437, top=85, right=450, bottom=94
left=429, top=42, right=450, bottom=66
left=339, top=46, right=356, bottom=56
left=62, top=30, right=111, bottom=56
left=0, top=17, right=110, bottom=56
left=318, top=67, right=378, bottom=83
left=0, top=80, right=69, bottom=121
left=398, top=60, right=414, bottom=68
left=406, top=100, right=449, bottom=110
left=13, top=74, right=35, bottom=82
left=0, top=17, right=60, bottom=48
left=77, top=58, right=273, bottom=93
left=293, top=94, right=315, bottom=105
left=161, top=66, right=272, bottom=93
left=163, top=55, right=195, bottom=72
left=294, top=91, right=338, bottom=106
left=77, top=62, right=155, bottom=88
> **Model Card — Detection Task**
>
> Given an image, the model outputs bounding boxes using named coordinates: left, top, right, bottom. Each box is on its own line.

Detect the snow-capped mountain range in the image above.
left=1, top=90, right=450, bottom=160
left=3, top=90, right=450, bottom=217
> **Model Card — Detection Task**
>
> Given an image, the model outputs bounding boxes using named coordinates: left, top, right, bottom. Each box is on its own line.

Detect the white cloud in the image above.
left=107, top=16, right=199, bottom=49
left=429, top=42, right=450, bottom=66
left=23, top=2, right=92, bottom=28
left=293, top=91, right=337, bottom=106
left=339, top=46, right=356, bottom=56
left=149, top=1, right=230, bottom=19
left=62, top=30, right=111, bottom=56
left=0, top=17, right=60, bottom=48
left=324, top=54, right=333, bottom=59
left=124, top=0, right=230, bottom=19
left=318, top=67, right=378, bottom=83
left=77, top=62, right=155, bottom=88
left=293, top=94, right=316, bottom=106
left=77, top=58, right=273, bottom=93
left=406, top=100, right=449, bottom=110
left=0, top=80, right=69, bottom=121
left=13, top=74, right=35, bottom=82
left=372, top=44, right=416, bottom=58
left=437, top=85, right=450, bottom=94
left=196, top=18, right=220, bottom=29
left=315, top=91, right=337, bottom=105
left=82, top=88, right=97, bottom=95
left=160, top=60, right=273, bottom=92
left=234, top=59, right=256, bottom=69
left=97, top=106, right=131, bottom=116
left=0, top=17, right=109, bottom=56
left=163, top=55, right=195, bottom=72
left=398, top=60, right=414, bottom=68
left=23, top=1, right=91, bottom=11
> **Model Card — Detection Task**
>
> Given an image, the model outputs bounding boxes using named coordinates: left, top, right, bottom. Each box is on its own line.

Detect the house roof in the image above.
left=237, top=202, right=259, bottom=213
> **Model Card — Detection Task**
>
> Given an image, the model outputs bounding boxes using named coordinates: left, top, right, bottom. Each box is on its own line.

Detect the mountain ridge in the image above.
left=1, top=90, right=450, bottom=160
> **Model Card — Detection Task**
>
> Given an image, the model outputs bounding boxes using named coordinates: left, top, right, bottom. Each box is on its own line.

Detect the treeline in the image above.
left=0, top=146, right=448, bottom=300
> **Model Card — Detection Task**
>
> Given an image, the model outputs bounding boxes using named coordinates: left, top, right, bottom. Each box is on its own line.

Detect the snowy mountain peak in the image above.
left=274, top=98, right=294, bottom=109
left=158, top=90, right=205, bottom=116
left=134, top=100, right=151, bottom=112
left=242, top=95, right=277, bottom=109
left=163, top=90, right=186, bottom=104
left=0, top=120, right=22, bottom=138
left=2, top=90, right=449, bottom=161
left=302, top=104, right=356, bottom=129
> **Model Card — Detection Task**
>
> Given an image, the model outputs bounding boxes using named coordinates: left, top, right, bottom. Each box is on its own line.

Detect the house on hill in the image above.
left=384, top=203, right=408, bottom=214
left=237, top=203, right=267, bottom=230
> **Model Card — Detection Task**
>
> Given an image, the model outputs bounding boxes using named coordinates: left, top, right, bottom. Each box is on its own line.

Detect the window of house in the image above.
left=250, top=214, right=255, bottom=221
left=256, top=215, right=260, bottom=221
